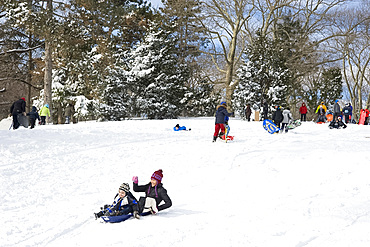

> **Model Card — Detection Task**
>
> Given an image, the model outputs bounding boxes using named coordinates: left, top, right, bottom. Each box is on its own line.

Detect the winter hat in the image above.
left=335, top=99, right=339, bottom=103
left=45, top=104, right=49, bottom=108
left=21, top=97, right=26, bottom=101
left=119, top=183, right=130, bottom=192
left=220, top=101, right=227, bottom=106
left=151, top=169, right=163, bottom=184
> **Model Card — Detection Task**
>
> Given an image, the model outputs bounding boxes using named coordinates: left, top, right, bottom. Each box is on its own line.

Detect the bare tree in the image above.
left=200, top=0, right=255, bottom=109
left=330, top=2, right=370, bottom=119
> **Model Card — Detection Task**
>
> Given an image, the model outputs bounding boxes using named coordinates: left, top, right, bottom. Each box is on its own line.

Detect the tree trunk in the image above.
left=44, top=0, right=53, bottom=123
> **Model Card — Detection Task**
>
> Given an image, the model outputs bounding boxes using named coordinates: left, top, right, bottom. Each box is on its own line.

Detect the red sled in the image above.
left=220, top=135, right=234, bottom=141
left=359, top=110, right=366, bottom=125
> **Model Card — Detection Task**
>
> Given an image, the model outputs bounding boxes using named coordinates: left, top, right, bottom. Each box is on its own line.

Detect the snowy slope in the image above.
left=1, top=117, right=370, bottom=247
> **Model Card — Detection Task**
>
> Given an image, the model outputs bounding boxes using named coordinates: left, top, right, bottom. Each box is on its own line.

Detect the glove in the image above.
left=133, top=211, right=140, bottom=219
left=132, top=176, right=138, bottom=184
left=232, top=112, right=234, bottom=116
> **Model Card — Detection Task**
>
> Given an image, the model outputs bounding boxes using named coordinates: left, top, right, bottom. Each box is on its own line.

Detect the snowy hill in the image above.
left=1, top=117, right=370, bottom=247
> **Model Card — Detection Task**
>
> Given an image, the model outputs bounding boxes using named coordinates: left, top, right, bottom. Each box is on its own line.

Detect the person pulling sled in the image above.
left=213, top=101, right=234, bottom=142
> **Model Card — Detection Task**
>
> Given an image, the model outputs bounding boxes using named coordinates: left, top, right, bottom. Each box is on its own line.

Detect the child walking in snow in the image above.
left=213, top=101, right=234, bottom=142
left=94, top=183, right=140, bottom=219
left=132, top=169, right=172, bottom=215
left=281, top=107, right=292, bottom=133
left=27, top=106, right=40, bottom=129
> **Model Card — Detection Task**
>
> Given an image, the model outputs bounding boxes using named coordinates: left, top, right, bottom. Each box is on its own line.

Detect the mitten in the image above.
left=132, top=176, right=138, bottom=184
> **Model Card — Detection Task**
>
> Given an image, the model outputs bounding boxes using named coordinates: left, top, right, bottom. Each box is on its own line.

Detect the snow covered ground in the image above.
left=1, top=117, right=370, bottom=247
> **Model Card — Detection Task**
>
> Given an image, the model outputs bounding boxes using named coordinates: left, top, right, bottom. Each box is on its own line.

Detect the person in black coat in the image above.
left=94, top=183, right=140, bottom=219
left=132, top=169, right=172, bottom=215
left=27, top=106, right=40, bottom=129
left=262, top=101, right=269, bottom=120
left=245, top=104, right=252, bottom=121
left=213, top=101, right=233, bottom=142
left=272, top=105, right=283, bottom=129
left=10, top=97, right=26, bottom=129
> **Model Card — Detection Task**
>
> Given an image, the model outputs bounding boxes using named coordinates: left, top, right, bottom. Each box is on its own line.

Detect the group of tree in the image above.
left=0, top=0, right=369, bottom=122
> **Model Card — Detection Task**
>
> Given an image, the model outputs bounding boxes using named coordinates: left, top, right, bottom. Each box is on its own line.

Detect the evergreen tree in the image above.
left=318, top=67, right=343, bottom=105
left=233, top=33, right=291, bottom=117
left=125, top=25, right=189, bottom=119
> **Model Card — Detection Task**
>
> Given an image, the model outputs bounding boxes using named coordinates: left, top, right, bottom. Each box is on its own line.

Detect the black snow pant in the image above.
left=29, top=118, right=36, bottom=129
left=301, top=114, right=306, bottom=122
left=12, top=113, right=21, bottom=129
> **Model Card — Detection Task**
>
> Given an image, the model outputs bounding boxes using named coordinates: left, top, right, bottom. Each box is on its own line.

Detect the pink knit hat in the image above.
left=151, top=169, right=163, bottom=184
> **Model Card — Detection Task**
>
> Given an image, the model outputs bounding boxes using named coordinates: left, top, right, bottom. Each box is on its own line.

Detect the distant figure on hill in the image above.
left=9, top=97, right=26, bottom=130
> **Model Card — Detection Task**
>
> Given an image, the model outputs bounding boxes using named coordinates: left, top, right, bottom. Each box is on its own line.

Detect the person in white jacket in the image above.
left=281, top=107, right=292, bottom=133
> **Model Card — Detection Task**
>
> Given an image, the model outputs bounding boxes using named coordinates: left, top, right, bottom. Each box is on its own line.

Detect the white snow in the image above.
left=1, top=117, right=370, bottom=247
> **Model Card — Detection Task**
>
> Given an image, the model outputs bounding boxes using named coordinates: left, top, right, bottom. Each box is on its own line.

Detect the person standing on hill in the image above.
left=281, top=107, right=293, bottom=133
left=39, top=104, right=51, bottom=125
left=213, top=101, right=234, bottom=142
left=315, top=102, right=327, bottom=114
left=262, top=101, right=269, bottom=120
left=27, top=106, right=40, bottom=129
left=299, top=102, right=307, bottom=122
left=342, top=103, right=352, bottom=124
left=9, top=97, right=26, bottom=130
left=333, top=100, right=341, bottom=121
left=245, top=104, right=252, bottom=121
left=272, top=105, right=283, bottom=130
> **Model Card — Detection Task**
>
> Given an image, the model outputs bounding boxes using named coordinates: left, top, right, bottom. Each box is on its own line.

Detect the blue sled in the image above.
left=101, top=214, right=132, bottom=223
left=263, top=119, right=280, bottom=134
left=101, top=212, right=152, bottom=223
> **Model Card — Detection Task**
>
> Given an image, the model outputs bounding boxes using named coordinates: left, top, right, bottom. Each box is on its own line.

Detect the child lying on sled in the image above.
left=94, top=183, right=140, bottom=219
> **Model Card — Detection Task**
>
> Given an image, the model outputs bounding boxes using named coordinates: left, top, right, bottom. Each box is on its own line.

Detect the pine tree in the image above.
left=233, top=33, right=291, bottom=117
left=125, top=24, right=189, bottom=119
left=319, top=67, right=343, bottom=105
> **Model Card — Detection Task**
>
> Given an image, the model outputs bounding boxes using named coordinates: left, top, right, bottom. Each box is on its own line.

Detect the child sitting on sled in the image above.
left=94, top=183, right=140, bottom=219
left=132, top=169, right=172, bottom=215
left=329, top=116, right=347, bottom=129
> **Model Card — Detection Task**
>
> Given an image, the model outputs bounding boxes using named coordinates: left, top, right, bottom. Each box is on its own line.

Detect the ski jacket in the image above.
left=317, top=107, right=325, bottom=115
left=133, top=182, right=172, bottom=212
left=282, top=109, right=292, bottom=124
left=361, top=109, right=370, bottom=117
left=65, top=105, right=75, bottom=117
left=245, top=106, right=251, bottom=117
left=272, top=109, right=283, bottom=123
left=10, top=99, right=26, bottom=115
left=173, top=126, right=186, bottom=131
left=342, top=106, right=351, bottom=116
left=27, top=106, right=40, bottom=120
left=263, top=102, right=268, bottom=113
left=109, top=191, right=139, bottom=213
left=299, top=104, right=307, bottom=114
left=333, top=103, right=341, bottom=114
left=215, top=105, right=233, bottom=124
left=315, top=104, right=327, bottom=113
left=329, top=120, right=347, bottom=129
left=39, top=106, right=50, bottom=117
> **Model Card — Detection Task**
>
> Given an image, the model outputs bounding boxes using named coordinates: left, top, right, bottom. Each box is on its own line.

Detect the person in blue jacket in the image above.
left=27, top=106, right=40, bottom=129
left=94, top=183, right=140, bottom=220
left=213, top=101, right=234, bottom=142
left=173, top=124, right=189, bottom=131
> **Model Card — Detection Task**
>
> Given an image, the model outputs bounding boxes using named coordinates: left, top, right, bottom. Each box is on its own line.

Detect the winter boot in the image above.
left=212, top=136, right=217, bottom=142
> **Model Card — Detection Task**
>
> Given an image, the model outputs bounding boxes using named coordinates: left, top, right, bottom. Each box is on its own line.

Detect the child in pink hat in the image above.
left=132, top=169, right=172, bottom=214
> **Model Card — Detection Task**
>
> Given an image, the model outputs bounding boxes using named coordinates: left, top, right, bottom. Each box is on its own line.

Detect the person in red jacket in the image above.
left=360, top=108, right=370, bottom=125
left=299, top=102, right=308, bottom=122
